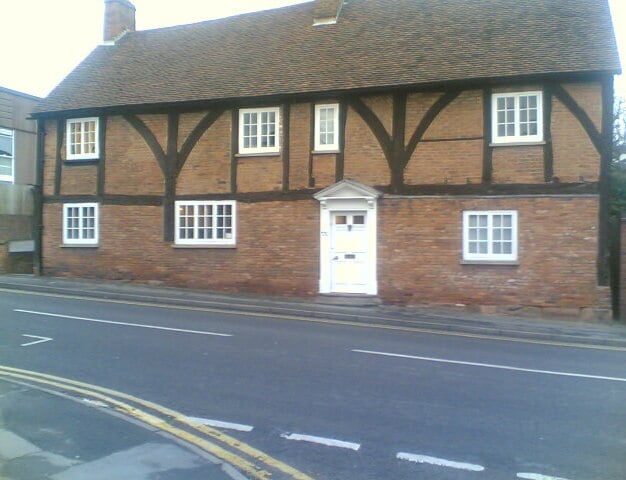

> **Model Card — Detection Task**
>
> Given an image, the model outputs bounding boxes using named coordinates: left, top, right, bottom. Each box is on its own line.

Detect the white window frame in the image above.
left=462, top=210, right=518, bottom=262
left=0, top=128, right=15, bottom=183
left=66, top=117, right=100, bottom=160
left=492, top=91, right=543, bottom=144
left=238, top=107, right=280, bottom=155
left=63, top=203, right=99, bottom=245
left=314, top=103, right=340, bottom=151
left=175, top=200, right=236, bottom=246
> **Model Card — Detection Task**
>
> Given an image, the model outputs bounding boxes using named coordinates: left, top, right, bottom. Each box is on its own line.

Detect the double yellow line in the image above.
left=0, top=365, right=313, bottom=480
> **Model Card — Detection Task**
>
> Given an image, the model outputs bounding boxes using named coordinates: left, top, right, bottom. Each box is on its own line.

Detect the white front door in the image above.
left=330, top=211, right=369, bottom=293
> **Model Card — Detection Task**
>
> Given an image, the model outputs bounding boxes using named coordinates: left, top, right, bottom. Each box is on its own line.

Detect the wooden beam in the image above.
left=53, top=119, right=64, bottom=196
left=44, top=194, right=163, bottom=206
left=347, top=97, right=393, bottom=165
left=177, top=109, right=225, bottom=176
left=230, top=109, right=238, bottom=193
left=335, top=100, right=347, bottom=182
left=33, top=120, right=45, bottom=276
left=282, top=103, right=290, bottom=192
left=308, top=102, right=315, bottom=187
left=542, top=85, right=554, bottom=182
left=482, top=88, right=493, bottom=183
left=391, top=92, right=407, bottom=191
left=163, top=113, right=179, bottom=242
left=123, top=114, right=168, bottom=175
left=96, top=116, right=107, bottom=197
left=44, top=181, right=599, bottom=207
left=405, top=90, right=461, bottom=162
left=598, top=76, right=614, bottom=286
left=552, top=84, right=604, bottom=155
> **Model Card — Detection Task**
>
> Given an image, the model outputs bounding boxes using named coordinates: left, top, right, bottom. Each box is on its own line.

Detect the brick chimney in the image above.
left=103, top=0, right=136, bottom=42
left=314, top=0, right=344, bottom=25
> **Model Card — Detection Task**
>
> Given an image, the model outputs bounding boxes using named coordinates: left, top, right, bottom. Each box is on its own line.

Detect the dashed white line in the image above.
left=14, top=309, right=232, bottom=337
left=397, top=452, right=485, bottom=472
left=186, top=416, right=254, bottom=432
left=280, top=433, right=361, bottom=451
left=353, top=349, right=626, bottom=383
left=517, top=473, right=572, bottom=480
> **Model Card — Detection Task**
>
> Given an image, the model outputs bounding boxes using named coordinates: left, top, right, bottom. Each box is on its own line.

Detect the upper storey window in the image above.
left=66, top=117, right=99, bottom=160
left=314, top=103, right=340, bottom=152
left=0, top=128, right=14, bottom=183
left=239, top=107, right=280, bottom=154
left=492, top=92, right=543, bottom=144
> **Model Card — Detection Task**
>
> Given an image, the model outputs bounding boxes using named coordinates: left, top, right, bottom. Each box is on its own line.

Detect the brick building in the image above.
left=32, top=0, right=621, bottom=319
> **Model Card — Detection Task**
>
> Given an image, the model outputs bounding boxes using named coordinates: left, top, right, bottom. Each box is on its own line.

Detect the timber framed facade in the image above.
left=33, top=0, right=621, bottom=320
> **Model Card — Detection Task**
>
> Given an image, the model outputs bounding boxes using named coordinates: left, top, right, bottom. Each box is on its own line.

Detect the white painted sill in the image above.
left=460, top=260, right=519, bottom=266
left=60, top=244, right=99, bottom=248
left=489, top=141, right=546, bottom=147
left=235, top=152, right=280, bottom=158
left=311, top=149, right=341, bottom=154
left=172, top=244, right=236, bottom=249
left=65, top=155, right=100, bottom=162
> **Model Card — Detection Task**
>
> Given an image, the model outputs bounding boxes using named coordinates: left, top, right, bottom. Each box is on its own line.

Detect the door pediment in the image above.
left=314, top=179, right=382, bottom=202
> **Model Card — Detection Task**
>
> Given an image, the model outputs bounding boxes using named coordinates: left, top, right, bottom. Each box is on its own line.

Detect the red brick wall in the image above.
left=344, top=98, right=390, bottom=186
left=289, top=103, right=312, bottom=190
left=43, top=201, right=320, bottom=296
left=177, top=112, right=231, bottom=194
left=42, top=195, right=609, bottom=317
left=378, top=195, right=608, bottom=317
left=106, top=115, right=165, bottom=195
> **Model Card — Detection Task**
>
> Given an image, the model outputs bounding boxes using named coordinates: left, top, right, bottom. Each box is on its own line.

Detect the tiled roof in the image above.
left=36, top=0, right=621, bottom=114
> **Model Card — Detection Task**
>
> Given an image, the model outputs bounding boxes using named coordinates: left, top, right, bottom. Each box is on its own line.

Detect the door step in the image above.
left=315, top=294, right=382, bottom=307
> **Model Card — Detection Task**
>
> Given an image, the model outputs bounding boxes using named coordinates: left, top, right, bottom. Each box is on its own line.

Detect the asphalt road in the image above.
left=1, top=288, right=625, bottom=479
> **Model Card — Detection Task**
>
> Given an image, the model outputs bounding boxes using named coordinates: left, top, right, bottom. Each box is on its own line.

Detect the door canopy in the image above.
left=313, top=179, right=382, bottom=207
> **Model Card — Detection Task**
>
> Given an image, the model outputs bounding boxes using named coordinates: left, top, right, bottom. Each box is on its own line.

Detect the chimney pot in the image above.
left=103, top=0, right=136, bottom=42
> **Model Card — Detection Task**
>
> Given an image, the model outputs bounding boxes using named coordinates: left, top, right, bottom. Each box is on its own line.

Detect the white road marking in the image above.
left=353, top=349, right=626, bottom=383
left=82, top=398, right=109, bottom=408
left=517, top=473, right=572, bottom=480
left=280, top=433, right=361, bottom=451
left=14, top=309, right=232, bottom=337
left=186, top=416, right=254, bottom=432
left=396, top=452, right=485, bottom=472
left=20, top=334, right=53, bottom=347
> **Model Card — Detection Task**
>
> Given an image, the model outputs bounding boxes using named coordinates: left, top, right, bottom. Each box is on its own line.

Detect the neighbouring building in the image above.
left=1, top=86, right=39, bottom=186
left=32, top=0, right=621, bottom=320
left=0, top=86, right=39, bottom=273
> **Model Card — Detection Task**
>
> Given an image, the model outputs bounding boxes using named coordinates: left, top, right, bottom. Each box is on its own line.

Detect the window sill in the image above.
left=490, top=141, right=545, bottom=147
left=60, top=243, right=99, bottom=248
left=64, top=158, right=100, bottom=164
left=312, top=149, right=341, bottom=154
left=172, top=244, right=236, bottom=249
left=460, top=260, right=519, bottom=266
left=235, top=152, right=280, bottom=158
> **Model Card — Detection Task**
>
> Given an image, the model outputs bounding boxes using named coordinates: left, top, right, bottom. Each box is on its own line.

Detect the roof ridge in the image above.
left=131, top=1, right=312, bottom=37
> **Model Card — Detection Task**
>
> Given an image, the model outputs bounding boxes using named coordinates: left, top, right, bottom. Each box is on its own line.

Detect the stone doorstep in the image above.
left=315, top=293, right=383, bottom=307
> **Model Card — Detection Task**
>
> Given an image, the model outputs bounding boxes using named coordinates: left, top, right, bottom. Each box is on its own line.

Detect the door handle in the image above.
left=332, top=256, right=339, bottom=260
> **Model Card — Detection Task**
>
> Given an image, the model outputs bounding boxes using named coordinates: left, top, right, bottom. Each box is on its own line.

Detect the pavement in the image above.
left=1, top=273, right=626, bottom=349
left=0, top=380, right=241, bottom=480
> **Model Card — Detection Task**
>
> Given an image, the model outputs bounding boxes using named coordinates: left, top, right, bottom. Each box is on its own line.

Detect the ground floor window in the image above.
left=63, top=203, right=98, bottom=245
left=462, top=210, right=517, bottom=262
left=175, top=200, right=236, bottom=246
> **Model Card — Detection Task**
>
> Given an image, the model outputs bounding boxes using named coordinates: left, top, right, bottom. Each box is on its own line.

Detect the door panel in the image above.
left=330, top=212, right=368, bottom=293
